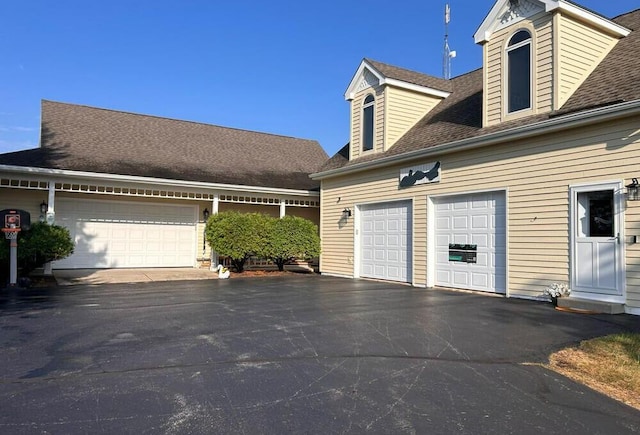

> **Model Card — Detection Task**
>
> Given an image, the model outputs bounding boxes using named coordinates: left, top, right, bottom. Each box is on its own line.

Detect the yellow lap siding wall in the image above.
left=320, top=115, right=640, bottom=308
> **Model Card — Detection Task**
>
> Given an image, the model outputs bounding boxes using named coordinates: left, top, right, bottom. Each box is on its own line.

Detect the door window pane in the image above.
left=577, top=190, right=614, bottom=237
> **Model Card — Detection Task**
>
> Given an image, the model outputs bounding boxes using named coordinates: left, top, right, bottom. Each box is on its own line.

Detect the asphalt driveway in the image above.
left=1, top=275, right=639, bottom=434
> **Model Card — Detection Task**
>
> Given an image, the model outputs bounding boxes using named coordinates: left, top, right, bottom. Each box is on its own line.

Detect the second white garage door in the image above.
left=434, top=192, right=506, bottom=293
left=360, top=200, right=412, bottom=282
left=53, top=199, right=197, bottom=269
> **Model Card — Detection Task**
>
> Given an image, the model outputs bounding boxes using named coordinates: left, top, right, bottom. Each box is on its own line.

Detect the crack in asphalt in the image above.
left=1, top=353, right=537, bottom=385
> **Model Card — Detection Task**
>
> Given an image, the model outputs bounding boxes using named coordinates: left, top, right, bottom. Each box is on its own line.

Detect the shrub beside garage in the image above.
left=205, top=211, right=320, bottom=273
left=0, top=222, right=74, bottom=284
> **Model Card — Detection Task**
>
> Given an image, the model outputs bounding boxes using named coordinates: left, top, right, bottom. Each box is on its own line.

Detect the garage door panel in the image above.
left=436, top=216, right=451, bottom=230
left=472, top=234, right=488, bottom=248
left=53, top=200, right=196, bottom=269
left=453, top=216, right=468, bottom=229
left=475, top=252, right=489, bottom=266
left=472, top=215, right=488, bottom=229
left=472, top=273, right=489, bottom=288
left=360, top=201, right=411, bottom=282
left=452, top=234, right=469, bottom=244
left=387, top=266, right=401, bottom=280
left=388, top=234, right=401, bottom=247
left=435, top=192, right=506, bottom=293
left=453, top=271, right=469, bottom=286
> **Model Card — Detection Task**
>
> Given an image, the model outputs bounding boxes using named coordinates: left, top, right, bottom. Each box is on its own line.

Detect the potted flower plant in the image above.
left=543, top=282, right=571, bottom=306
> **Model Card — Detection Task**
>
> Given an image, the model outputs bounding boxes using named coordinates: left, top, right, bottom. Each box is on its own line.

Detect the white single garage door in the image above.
left=53, top=199, right=197, bottom=269
left=434, top=192, right=506, bottom=293
left=360, top=200, right=412, bottom=282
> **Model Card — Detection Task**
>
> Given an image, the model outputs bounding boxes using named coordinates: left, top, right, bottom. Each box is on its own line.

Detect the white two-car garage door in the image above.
left=434, top=192, right=506, bottom=293
left=53, top=199, right=197, bottom=269
left=360, top=200, right=412, bottom=282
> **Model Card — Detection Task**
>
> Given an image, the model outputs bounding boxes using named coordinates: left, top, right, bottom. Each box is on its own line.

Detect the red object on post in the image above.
left=0, top=209, right=31, bottom=287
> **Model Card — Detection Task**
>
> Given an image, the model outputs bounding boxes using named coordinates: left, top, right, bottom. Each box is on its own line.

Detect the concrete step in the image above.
left=556, top=297, right=625, bottom=314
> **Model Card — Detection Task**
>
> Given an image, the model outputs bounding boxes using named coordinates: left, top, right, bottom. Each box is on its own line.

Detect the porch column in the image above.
left=209, top=194, right=219, bottom=269
left=43, top=181, right=56, bottom=275
left=279, top=199, right=286, bottom=218
left=212, top=194, right=219, bottom=215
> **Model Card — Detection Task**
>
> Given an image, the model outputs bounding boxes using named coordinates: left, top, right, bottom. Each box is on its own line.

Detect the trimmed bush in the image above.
left=261, top=215, right=320, bottom=272
left=204, top=211, right=270, bottom=273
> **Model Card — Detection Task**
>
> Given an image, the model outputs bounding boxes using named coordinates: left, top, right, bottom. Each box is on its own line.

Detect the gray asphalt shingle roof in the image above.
left=365, top=59, right=453, bottom=93
left=320, top=9, right=640, bottom=173
left=0, top=101, right=328, bottom=190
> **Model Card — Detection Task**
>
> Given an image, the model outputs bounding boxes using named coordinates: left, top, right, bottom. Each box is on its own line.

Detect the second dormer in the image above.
left=344, top=59, right=452, bottom=161
left=475, top=0, right=630, bottom=128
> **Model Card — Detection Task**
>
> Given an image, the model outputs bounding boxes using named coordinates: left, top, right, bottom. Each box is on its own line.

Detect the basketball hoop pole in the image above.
left=2, top=227, right=21, bottom=286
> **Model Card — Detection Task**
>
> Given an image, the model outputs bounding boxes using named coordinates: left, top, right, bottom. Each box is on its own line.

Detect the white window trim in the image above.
left=504, top=29, right=534, bottom=119
left=361, top=94, right=376, bottom=153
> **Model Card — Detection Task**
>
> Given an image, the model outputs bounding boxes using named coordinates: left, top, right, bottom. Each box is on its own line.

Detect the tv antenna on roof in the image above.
left=443, top=3, right=456, bottom=79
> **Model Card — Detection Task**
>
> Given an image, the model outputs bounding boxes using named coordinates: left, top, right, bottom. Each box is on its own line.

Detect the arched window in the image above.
left=507, top=30, right=532, bottom=113
left=362, top=94, right=375, bottom=151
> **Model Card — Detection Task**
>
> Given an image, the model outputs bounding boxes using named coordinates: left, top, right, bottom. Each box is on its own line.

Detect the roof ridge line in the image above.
left=41, top=99, right=319, bottom=143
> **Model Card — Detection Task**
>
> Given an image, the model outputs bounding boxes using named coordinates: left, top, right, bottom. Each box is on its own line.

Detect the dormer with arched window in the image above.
left=475, top=0, right=628, bottom=128
left=344, top=59, right=451, bottom=161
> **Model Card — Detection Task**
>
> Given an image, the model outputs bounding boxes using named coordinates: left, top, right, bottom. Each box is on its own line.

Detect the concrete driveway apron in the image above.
left=0, top=275, right=639, bottom=434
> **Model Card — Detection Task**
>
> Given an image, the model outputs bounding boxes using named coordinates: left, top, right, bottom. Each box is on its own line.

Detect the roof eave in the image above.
left=382, top=78, right=451, bottom=99
left=552, top=1, right=631, bottom=37
left=344, top=59, right=451, bottom=101
left=311, top=99, right=640, bottom=180
left=0, top=165, right=321, bottom=198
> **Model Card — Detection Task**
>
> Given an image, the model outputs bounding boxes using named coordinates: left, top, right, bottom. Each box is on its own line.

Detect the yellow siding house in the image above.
left=312, top=0, right=640, bottom=315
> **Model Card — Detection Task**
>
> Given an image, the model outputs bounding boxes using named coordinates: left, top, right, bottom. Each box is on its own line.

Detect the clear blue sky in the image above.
left=1, top=1, right=637, bottom=158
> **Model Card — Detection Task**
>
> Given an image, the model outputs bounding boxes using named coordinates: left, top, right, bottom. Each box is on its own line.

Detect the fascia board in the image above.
left=0, top=165, right=320, bottom=198
left=553, top=1, right=631, bottom=37
left=311, top=100, right=640, bottom=180
left=344, top=59, right=385, bottom=101
left=473, top=0, right=629, bottom=43
left=382, top=78, right=451, bottom=99
left=474, top=0, right=509, bottom=44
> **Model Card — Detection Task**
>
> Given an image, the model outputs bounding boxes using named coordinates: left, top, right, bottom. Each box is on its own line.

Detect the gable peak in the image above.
left=475, top=0, right=631, bottom=43
left=499, top=0, right=543, bottom=26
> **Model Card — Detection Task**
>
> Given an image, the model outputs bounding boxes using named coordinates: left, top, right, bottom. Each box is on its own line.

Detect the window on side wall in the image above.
left=507, top=30, right=532, bottom=113
left=362, top=94, right=375, bottom=152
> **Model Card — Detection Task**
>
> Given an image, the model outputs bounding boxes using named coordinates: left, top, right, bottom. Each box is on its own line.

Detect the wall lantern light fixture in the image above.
left=203, top=208, right=210, bottom=221
left=342, top=208, right=352, bottom=218
left=626, top=178, right=639, bottom=201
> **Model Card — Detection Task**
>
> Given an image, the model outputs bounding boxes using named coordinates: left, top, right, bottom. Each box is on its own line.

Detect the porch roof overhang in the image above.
left=1, top=165, right=320, bottom=207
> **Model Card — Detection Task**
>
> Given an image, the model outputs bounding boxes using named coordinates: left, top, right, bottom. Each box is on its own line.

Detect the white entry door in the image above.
left=571, top=183, right=624, bottom=298
left=359, top=201, right=412, bottom=282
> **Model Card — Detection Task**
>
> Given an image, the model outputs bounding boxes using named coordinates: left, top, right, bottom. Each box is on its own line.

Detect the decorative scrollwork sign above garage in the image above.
left=399, top=161, right=441, bottom=188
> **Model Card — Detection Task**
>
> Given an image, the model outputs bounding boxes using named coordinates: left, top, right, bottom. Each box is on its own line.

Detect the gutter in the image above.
left=311, top=99, right=640, bottom=180
left=0, top=165, right=320, bottom=198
